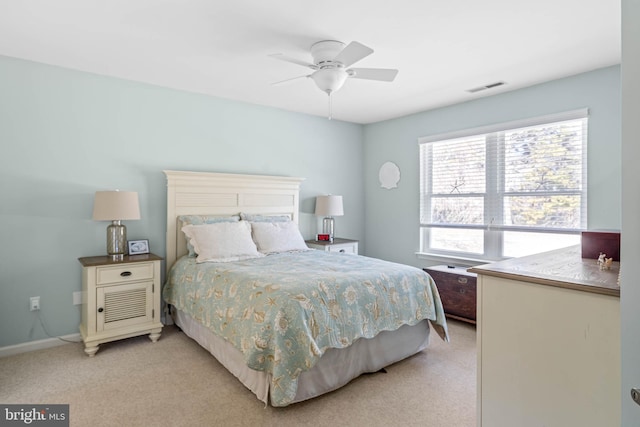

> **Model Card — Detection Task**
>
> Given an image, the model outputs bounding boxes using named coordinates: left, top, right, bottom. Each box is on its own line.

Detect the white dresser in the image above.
left=470, top=246, right=620, bottom=427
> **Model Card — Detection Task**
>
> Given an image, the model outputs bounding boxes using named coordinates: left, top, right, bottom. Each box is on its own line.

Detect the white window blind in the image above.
left=419, top=109, right=588, bottom=260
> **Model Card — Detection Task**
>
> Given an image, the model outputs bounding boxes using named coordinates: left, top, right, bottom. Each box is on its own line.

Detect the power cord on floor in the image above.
left=33, top=310, right=83, bottom=343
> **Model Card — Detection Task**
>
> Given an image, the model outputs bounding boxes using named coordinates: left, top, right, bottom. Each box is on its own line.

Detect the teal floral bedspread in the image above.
left=163, top=251, right=449, bottom=406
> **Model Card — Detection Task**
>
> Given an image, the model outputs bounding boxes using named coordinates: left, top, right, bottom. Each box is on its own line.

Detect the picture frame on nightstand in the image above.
left=128, top=239, right=149, bottom=255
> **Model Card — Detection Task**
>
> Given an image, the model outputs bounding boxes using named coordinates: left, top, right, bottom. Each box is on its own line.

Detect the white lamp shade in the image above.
left=315, top=195, right=344, bottom=217
left=92, top=191, right=141, bottom=221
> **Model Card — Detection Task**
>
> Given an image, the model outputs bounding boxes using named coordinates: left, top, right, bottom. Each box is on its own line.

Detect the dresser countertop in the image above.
left=468, top=245, right=620, bottom=297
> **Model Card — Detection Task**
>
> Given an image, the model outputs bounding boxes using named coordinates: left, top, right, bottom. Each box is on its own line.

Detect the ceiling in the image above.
left=0, top=0, right=621, bottom=124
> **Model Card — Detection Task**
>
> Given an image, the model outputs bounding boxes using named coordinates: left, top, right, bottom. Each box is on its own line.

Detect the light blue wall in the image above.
left=0, top=56, right=364, bottom=347
left=363, top=66, right=621, bottom=268
left=0, top=57, right=621, bottom=349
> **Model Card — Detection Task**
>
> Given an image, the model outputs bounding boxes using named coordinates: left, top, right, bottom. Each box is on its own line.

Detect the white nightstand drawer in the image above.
left=327, top=243, right=357, bottom=254
left=305, top=238, right=359, bottom=255
left=96, top=263, right=155, bottom=285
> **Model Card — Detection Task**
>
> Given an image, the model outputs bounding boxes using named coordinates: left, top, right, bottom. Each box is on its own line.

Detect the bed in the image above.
left=162, top=170, right=449, bottom=407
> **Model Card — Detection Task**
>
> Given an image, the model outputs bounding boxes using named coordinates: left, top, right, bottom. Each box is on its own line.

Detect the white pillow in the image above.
left=181, top=221, right=263, bottom=263
left=251, top=221, right=309, bottom=254
left=178, top=215, right=240, bottom=257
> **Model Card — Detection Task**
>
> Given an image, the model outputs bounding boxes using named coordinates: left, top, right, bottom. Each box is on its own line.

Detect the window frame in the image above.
left=418, top=109, right=588, bottom=262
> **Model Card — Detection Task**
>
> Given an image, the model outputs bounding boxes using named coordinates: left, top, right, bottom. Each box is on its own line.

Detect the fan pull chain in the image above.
left=328, top=92, right=332, bottom=120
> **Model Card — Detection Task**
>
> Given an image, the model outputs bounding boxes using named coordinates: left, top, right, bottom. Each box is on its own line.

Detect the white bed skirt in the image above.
left=174, top=309, right=431, bottom=405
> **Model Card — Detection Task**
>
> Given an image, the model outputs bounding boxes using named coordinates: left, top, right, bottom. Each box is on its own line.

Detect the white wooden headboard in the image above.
left=164, top=170, right=305, bottom=273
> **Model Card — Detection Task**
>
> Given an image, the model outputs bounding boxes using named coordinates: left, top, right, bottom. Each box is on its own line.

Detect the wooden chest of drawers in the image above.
left=424, top=265, right=477, bottom=324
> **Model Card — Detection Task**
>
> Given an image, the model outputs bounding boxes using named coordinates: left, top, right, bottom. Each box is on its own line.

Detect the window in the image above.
left=419, top=109, right=588, bottom=261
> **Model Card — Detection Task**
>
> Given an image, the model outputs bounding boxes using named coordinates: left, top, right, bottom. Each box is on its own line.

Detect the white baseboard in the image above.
left=0, top=333, right=82, bottom=358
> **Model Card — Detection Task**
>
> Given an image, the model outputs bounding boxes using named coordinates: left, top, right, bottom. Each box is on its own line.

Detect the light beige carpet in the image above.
left=0, top=320, right=476, bottom=427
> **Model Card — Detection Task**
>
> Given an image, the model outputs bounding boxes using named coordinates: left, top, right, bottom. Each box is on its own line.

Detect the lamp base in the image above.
left=322, top=216, right=335, bottom=242
left=106, top=220, right=127, bottom=260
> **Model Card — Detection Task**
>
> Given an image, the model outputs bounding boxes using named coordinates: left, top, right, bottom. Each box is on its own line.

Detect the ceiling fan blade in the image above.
left=269, top=53, right=318, bottom=70
left=349, top=68, right=399, bottom=82
left=333, top=41, right=374, bottom=67
left=271, top=74, right=310, bottom=85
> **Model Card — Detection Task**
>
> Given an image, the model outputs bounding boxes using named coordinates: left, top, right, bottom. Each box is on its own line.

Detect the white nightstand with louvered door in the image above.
left=78, top=254, right=163, bottom=356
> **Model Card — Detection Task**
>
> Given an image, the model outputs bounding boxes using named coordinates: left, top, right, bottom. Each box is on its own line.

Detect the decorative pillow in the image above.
left=178, top=215, right=240, bottom=257
left=251, top=221, right=309, bottom=254
left=181, top=221, right=263, bottom=263
left=240, top=213, right=291, bottom=223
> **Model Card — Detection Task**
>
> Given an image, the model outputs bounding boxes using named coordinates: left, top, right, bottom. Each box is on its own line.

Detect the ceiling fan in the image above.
left=269, top=40, right=398, bottom=119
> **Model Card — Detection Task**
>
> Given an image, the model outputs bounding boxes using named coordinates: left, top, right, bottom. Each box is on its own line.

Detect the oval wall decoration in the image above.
left=379, top=161, right=401, bottom=189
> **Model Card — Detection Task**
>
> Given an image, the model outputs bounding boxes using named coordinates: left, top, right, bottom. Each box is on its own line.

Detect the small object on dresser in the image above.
left=604, top=258, right=613, bottom=270
left=316, top=233, right=331, bottom=242
left=596, top=252, right=614, bottom=270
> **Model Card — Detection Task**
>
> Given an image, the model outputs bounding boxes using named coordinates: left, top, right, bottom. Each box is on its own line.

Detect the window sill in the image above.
left=415, top=251, right=502, bottom=267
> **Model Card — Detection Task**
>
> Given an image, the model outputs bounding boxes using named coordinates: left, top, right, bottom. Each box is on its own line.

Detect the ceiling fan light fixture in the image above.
left=311, top=68, right=348, bottom=95
left=269, top=40, right=398, bottom=120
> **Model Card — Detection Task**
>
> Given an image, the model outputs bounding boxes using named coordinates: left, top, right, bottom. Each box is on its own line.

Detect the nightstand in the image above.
left=305, top=238, right=359, bottom=254
left=78, top=253, right=164, bottom=356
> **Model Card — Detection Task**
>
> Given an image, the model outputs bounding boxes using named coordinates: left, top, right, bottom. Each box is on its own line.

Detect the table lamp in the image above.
left=314, top=195, right=344, bottom=242
left=92, top=190, right=140, bottom=260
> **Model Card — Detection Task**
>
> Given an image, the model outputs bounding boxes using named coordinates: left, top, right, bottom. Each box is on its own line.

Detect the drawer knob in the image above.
left=98, top=307, right=104, bottom=313
left=458, top=277, right=468, bottom=284
left=339, top=249, right=345, bottom=253
left=120, top=271, right=132, bottom=277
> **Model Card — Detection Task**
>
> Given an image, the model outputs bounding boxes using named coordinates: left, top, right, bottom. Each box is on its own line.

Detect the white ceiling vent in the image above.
left=467, top=81, right=506, bottom=93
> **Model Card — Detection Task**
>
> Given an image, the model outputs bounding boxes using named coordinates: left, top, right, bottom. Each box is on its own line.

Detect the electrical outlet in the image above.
left=30, top=296, right=40, bottom=311
left=73, top=291, right=83, bottom=305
